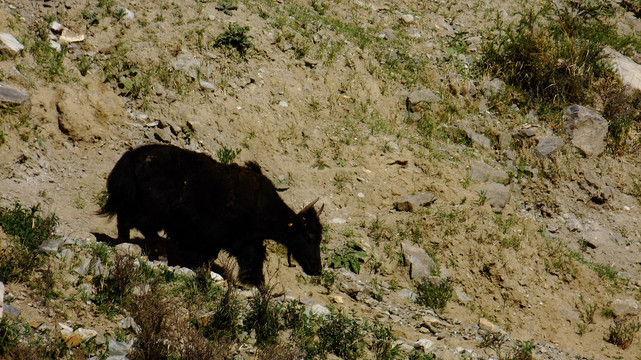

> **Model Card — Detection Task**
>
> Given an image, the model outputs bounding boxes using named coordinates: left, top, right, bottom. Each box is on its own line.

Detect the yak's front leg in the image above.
left=234, top=243, right=266, bottom=287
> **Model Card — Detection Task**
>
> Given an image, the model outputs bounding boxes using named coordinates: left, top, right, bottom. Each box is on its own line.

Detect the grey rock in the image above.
left=498, top=133, right=511, bottom=150
left=50, top=21, right=65, bottom=33
left=454, top=288, right=472, bottom=303
left=174, top=267, right=196, bottom=277
left=462, top=127, right=491, bottom=149
left=478, top=183, right=511, bottom=210
left=396, top=288, right=417, bottom=301
left=612, top=299, right=640, bottom=317
left=75, top=257, right=92, bottom=275
left=59, top=248, right=74, bottom=264
left=603, top=47, right=641, bottom=92
left=535, top=136, right=564, bottom=157
left=481, top=78, right=505, bottom=98
left=154, top=127, right=173, bottom=143
left=306, top=303, right=331, bottom=317
left=380, top=28, right=397, bottom=41
left=470, top=161, right=509, bottom=184
left=394, top=192, right=436, bottom=212
left=518, top=127, right=537, bottom=138
left=0, top=33, right=24, bottom=57
left=114, top=243, right=142, bottom=258
left=407, top=89, right=439, bottom=111
left=39, top=238, right=66, bottom=252
left=118, top=316, right=140, bottom=333
left=402, top=242, right=436, bottom=280
left=199, top=80, right=215, bottom=91
left=337, top=270, right=365, bottom=297
left=172, top=54, right=201, bottom=79
left=107, top=339, right=134, bottom=360
left=93, top=258, right=107, bottom=276
left=581, top=227, right=611, bottom=249
left=4, top=303, right=20, bottom=318
left=415, top=338, right=434, bottom=353
left=564, top=105, right=608, bottom=156
left=0, top=83, right=29, bottom=105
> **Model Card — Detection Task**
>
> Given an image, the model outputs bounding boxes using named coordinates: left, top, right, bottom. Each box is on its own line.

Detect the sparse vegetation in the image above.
left=216, top=146, right=241, bottom=165
left=415, top=277, right=453, bottom=312
left=214, top=23, right=255, bottom=58
left=329, top=241, right=367, bottom=274
left=606, top=316, right=641, bottom=349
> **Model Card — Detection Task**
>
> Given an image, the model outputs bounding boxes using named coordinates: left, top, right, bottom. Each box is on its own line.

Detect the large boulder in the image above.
left=564, top=105, right=608, bottom=156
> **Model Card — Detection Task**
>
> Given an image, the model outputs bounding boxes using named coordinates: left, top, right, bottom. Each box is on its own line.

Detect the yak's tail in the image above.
left=98, top=148, right=138, bottom=218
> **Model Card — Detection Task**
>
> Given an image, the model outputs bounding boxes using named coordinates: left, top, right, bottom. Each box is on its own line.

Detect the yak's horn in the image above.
left=299, top=197, right=320, bottom=214
left=318, top=203, right=325, bottom=216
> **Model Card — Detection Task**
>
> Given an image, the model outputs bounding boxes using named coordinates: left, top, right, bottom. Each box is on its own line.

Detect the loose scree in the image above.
left=99, top=144, right=323, bottom=286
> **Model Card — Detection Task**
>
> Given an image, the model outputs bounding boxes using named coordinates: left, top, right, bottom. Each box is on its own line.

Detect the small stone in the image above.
left=118, top=316, right=140, bottom=333
left=400, top=14, right=415, bottom=23
left=49, top=40, right=62, bottom=52
left=210, top=271, right=224, bottom=282
left=3, top=304, right=20, bottom=318
left=407, top=89, right=439, bottom=111
left=330, top=295, right=344, bottom=304
left=415, top=338, right=434, bottom=353
left=0, top=83, right=30, bottom=105
left=200, top=80, right=216, bottom=91
left=477, top=183, right=511, bottom=210
left=394, top=192, right=436, bottom=212
left=75, top=257, right=92, bottom=275
left=174, top=267, right=196, bottom=277
left=330, top=218, right=347, bottom=224
left=59, top=29, right=85, bottom=44
left=279, top=100, right=289, bottom=107
left=39, top=238, right=65, bottom=252
left=108, top=339, right=134, bottom=357
left=470, top=161, right=509, bottom=184
left=535, top=136, right=564, bottom=156
left=114, top=243, right=142, bottom=257
left=75, top=328, right=98, bottom=340
left=50, top=21, right=65, bottom=33
left=65, top=333, right=83, bottom=347
left=612, top=299, right=641, bottom=317
left=0, top=33, right=25, bottom=57
left=479, top=318, right=498, bottom=332
left=396, top=288, right=417, bottom=301
left=564, top=105, right=608, bottom=156
left=307, top=303, right=330, bottom=317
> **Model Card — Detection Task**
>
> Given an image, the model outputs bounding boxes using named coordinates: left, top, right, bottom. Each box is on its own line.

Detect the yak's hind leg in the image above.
left=233, top=244, right=266, bottom=287
left=116, top=216, right=132, bottom=242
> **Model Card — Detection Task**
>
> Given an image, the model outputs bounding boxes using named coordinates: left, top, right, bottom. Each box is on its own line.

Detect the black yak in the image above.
left=99, top=144, right=323, bottom=286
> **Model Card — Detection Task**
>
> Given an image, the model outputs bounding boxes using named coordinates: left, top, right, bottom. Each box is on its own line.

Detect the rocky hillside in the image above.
left=1, top=0, right=641, bottom=359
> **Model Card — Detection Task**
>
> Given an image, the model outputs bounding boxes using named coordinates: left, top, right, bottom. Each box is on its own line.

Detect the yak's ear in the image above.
left=298, top=197, right=320, bottom=215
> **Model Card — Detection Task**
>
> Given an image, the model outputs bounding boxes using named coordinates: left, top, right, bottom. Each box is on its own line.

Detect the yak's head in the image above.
left=286, top=198, right=324, bottom=276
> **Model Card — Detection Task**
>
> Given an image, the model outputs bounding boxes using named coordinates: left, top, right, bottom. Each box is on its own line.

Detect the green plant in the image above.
left=509, top=340, right=534, bottom=360
left=93, top=255, right=139, bottom=316
left=415, top=277, right=453, bottom=312
left=316, top=308, right=365, bottom=360
left=0, top=203, right=58, bottom=282
left=371, top=320, right=402, bottom=360
left=216, top=0, right=238, bottom=16
left=329, top=241, right=367, bottom=274
left=213, top=23, right=255, bottom=58
left=332, top=173, right=348, bottom=191
left=407, top=350, right=436, bottom=360
left=244, top=286, right=283, bottom=346
left=197, top=285, right=242, bottom=341
left=121, top=72, right=150, bottom=99
left=479, top=331, right=509, bottom=359
left=94, top=190, right=109, bottom=209
left=74, top=194, right=86, bottom=209
left=310, top=270, right=336, bottom=294
left=216, top=146, right=241, bottom=165
left=607, top=316, right=641, bottom=349
left=0, top=317, right=24, bottom=355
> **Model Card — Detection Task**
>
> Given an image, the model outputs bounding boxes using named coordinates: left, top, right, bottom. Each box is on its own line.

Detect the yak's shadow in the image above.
left=90, top=232, right=228, bottom=276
